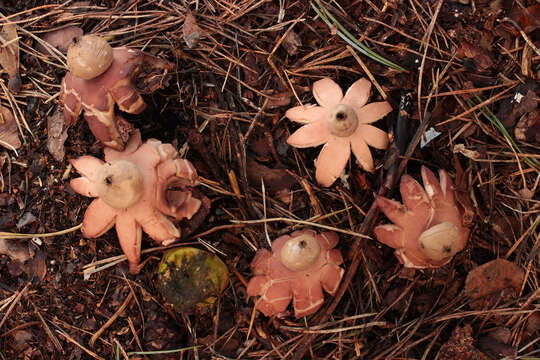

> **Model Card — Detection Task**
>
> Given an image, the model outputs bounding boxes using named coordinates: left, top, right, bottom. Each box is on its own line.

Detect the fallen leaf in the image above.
left=39, top=26, right=83, bottom=54
left=0, top=17, right=20, bottom=92
left=47, top=110, right=68, bottom=162
left=0, top=238, right=33, bottom=263
left=478, top=327, right=517, bottom=358
left=457, top=41, right=493, bottom=72
left=0, top=105, right=21, bottom=150
left=0, top=192, right=15, bottom=206
left=485, top=327, right=511, bottom=344
left=509, top=4, right=540, bottom=34
left=246, top=158, right=296, bottom=203
left=497, top=81, right=538, bottom=128
left=490, top=215, right=517, bottom=239
left=514, top=110, right=539, bottom=142
left=250, top=135, right=273, bottom=160
left=11, top=329, right=32, bottom=351
left=464, top=259, right=524, bottom=310
left=420, top=127, right=441, bottom=148
left=264, top=90, right=292, bottom=109
left=54, top=1, right=91, bottom=22
left=16, top=212, right=36, bottom=229
left=183, top=12, right=201, bottom=49
left=28, top=250, right=47, bottom=281
left=282, top=30, right=302, bottom=56
left=453, top=143, right=481, bottom=160
left=525, top=312, right=540, bottom=337
left=242, top=52, right=261, bottom=87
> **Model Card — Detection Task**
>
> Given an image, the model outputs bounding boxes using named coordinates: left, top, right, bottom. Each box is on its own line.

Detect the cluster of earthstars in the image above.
left=61, top=35, right=205, bottom=274
left=246, top=79, right=469, bottom=317
left=60, top=35, right=469, bottom=318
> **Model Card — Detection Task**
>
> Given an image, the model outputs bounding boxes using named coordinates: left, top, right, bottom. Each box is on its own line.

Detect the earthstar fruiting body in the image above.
left=70, top=131, right=203, bottom=274
left=247, top=229, right=344, bottom=318
left=374, top=166, right=469, bottom=268
left=66, top=35, right=113, bottom=80
left=60, top=35, right=174, bottom=150
left=286, top=78, right=392, bottom=186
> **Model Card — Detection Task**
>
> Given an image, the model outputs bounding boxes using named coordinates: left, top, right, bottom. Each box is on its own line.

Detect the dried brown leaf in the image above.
left=457, top=41, right=493, bottom=72
left=246, top=158, right=296, bottom=202
left=11, top=330, right=32, bottom=351
left=282, top=30, right=302, bottom=56
left=514, top=110, right=539, bottom=142
left=28, top=250, right=47, bottom=281
left=464, top=259, right=524, bottom=310
left=0, top=105, right=21, bottom=150
left=525, top=312, right=540, bottom=337
left=264, top=90, right=292, bottom=109
left=509, top=4, right=540, bottom=34
left=47, top=110, right=68, bottom=162
left=478, top=327, right=517, bottom=359
left=497, top=81, right=538, bottom=128
left=0, top=238, right=33, bottom=263
left=453, top=155, right=475, bottom=227
left=183, top=12, right=201, bottom=49
left=0, top=18, right=20, bottom=92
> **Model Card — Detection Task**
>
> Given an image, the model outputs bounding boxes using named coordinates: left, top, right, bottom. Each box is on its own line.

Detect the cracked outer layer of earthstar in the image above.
left=247, top=229, right=344, bottom=318
left=60, top=35, right=174, bottom=150
left=374, top=166, right=469, bottom=268
left=70, top=131, right=202, bottom=274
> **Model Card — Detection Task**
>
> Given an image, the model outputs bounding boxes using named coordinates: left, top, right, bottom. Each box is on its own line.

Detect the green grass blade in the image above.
left=470, top=95, right=538, bottom=168
left=311, top=0, right=407, bottom=71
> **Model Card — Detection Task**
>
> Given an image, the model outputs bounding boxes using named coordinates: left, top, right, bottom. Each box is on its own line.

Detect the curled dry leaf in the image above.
left=514, top=110, right=539, bottom=142
left=0, top=105, right=21, bottom=150
left=0, top=238, right=33, bottom=263
left=282, top=30, right=302, bottom=56
left=464, top=259, right=524, bottom=310
left=47, top=110, right=69, bottom=162
left=246, top=158, right=296, bottom=203
left=497, top=81, right=538, bottom=128
left=183, top=12, right=201, bottom=49
left=0, top=18, right=20, bottom=92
